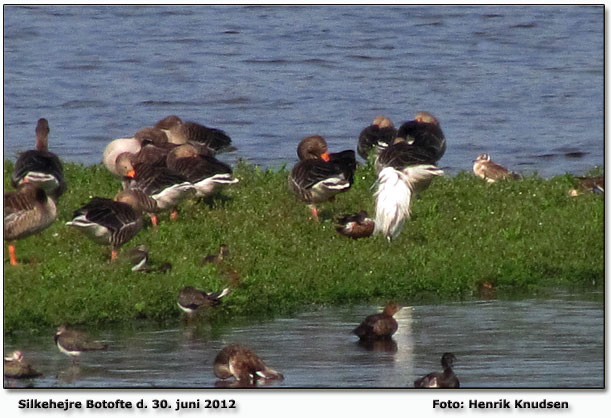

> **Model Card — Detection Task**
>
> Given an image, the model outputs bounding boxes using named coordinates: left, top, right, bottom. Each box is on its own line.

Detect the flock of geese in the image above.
left=4, top=111, right=602, bottom=387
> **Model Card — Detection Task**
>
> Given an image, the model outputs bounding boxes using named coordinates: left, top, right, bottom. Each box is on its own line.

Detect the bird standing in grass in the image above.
left=12, top=118, right=66, bottom=200
left=414, top=352, right=460, bottom=388
left=473, top=153, right=521, bottom=183
left=373, top=111, right=445, bottom=240
left=213, top=344, right=284, bottom=385
left=54, top=325, right=108, bottom=365
left=353, top=302, right=401, bottom=340
left=289, top=135, right=356, bottom=221
left=4, top=183, right=57, bottom=266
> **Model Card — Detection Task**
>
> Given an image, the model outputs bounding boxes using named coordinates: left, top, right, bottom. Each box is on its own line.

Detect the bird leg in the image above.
left=170, top=207, right=179, bottom=220
left=308, top=204, right=319, bottom=222
left=111, top=249, right=119, bottom=261
left=150, top=214, right=159, bottom=228
left=8, top=244, right=18, bottom=266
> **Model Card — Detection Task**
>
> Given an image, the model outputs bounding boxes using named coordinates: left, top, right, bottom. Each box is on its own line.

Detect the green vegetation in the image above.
left=3, top=160, right=604, bottom=333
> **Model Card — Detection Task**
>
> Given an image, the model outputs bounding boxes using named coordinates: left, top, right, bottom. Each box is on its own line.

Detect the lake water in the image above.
left=4, top=293, right=603, bottom=388
left=2, top=5, right=604, bottom=178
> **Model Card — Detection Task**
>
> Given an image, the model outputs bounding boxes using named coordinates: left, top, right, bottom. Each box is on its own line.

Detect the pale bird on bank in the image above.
left=472, top=153, right=521, bottom=183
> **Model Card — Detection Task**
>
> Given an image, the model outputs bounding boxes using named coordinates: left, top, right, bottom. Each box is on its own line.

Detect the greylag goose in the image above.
left=394, top=111, right=446, bottom=165
left=154, top=115, right=232, bottom=152
left=473, top=153, right=521, bottom=183
left=115, top=153, right=195, bottom=226
left=166, top=144, right=238, bottom=198
left=65, top=189, right=154, bottom=260
left=213, top=344, right=284, bottom=385
left=4, top=351, right=42, bottom=379
left=4, top=183, right=57, bottom=266
left=357, top=116, right=397, bottom=159
left=335, top=211, right=375, bottom=239
left=177, top=286, right=231, bottom=315
left=11, top=118, right=66, bottom=200
left=353, top=302, right=401, bottom=340
left=54, top=325, right=108, bottom=364
left=288, top=135, right=356, bottom=221
left=414, top=353, right=460, bottom=388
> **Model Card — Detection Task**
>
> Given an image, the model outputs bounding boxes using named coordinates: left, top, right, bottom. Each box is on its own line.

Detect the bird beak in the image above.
left=127, top=169, right=136, bottom=178
left=321, top=152, right=331, bottom=162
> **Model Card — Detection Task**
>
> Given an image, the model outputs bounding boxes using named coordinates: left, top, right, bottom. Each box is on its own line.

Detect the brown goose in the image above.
left=213, top=344, right=284, bottom=385
left=166, top=144, right=239, bottom=198
left=568, top=175, right=604, bottom=196
left=4, top=183, right=57, bottom=266
left=54, top=325, right=108, bottom=364
left=65, top=189, right=154, bottom=260
left=394, top=111, right=446, bottom=165
left=177, top=286, right=231, bottom=315
left=357, top=116, right=397, bottom=159
left=472, top=153, right=521, bottom=183
left=353, top=302, right=401, bottom=340
left=116, top=153, right=195, bottom=226
left=288, top=135, right=356, bottom=221
left=12, top=118, right=66, bottom=200
left=414, top=353, right=460, bottom=388
left=335, top=210, right=375, bottom=239
left=4, top=351, right=42, bottom=379
left=154, top=115, right=232, bottom=152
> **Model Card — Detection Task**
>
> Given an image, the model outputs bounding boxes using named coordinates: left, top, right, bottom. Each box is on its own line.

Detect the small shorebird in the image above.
left=353, top=302, right=401, bottom=340
left=414, top=352, right=460, bottom=388
left=4, top=351, right=42, bottom=379
left=335, top=211, right=375, bottom=239
left=54, top=325, right=108, bottom=364
left=472, top=153, right=521, bottom=183
left=213, top=344, right=284, bottom=385
left=289, top=135, right=356, bottom=221
left=12, top=118, right=66, bottom=200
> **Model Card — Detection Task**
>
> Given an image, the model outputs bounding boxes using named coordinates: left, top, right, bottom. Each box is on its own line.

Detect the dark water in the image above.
left=2, top=5, right=603, bottom=177
left=4, top=294, right=603, bottom=388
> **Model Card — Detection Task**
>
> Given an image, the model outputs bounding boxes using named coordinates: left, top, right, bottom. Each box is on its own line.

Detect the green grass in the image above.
left=3, top=160, right=604, bottom=332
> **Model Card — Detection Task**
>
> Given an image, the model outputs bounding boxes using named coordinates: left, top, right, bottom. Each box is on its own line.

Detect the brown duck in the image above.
left=353, top=302, right=401, bottom=340
left=213, top=344, right=284, bottom=384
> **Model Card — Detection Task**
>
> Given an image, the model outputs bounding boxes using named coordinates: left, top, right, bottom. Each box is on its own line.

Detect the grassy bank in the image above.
left=3, top=160, right=604, bottom=332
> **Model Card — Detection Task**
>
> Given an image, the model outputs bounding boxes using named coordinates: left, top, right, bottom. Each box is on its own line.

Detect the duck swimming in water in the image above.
left=414, top=352, right=460, bottom=388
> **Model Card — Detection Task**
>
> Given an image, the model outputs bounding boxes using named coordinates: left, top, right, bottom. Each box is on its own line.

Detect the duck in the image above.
left=473, top=153, right=521, bottom=183
left=65, top=189, right=155, bottom=260
left=414, top=352, right=460, bottom=388
left=568, top=175, right=604, bottom=196
left=11, top=118, right=66, bottom=200
left=202, top=243, right=230, bottom=265
left=288, top=135, right=357, bottom=221
left=54, top=325, right=108, bottom=364
left=394, top=111, right=446, bottom=165
left=154, top=115, right=232, bottom=152
left=4, top=351, right=42, bottom=379
left=374, top=136, right=444, bottom=240
left=166, top=144, right=239, bottom=198
left=4, top=183, right=57, bottom=266
left=177, top=286, right=231, bottom=315
left=213, top=344, right=284, bottom=384
left=353, top=302, right=401, bottom=340
left=116, top=153, right=195, bottom=226
left=335, top=210, right=375, bottom=239
left=357, top=116, right=397, bottom=160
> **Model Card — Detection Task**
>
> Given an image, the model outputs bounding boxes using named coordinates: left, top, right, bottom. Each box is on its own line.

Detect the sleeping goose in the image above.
left=115, top=153, right=195, bottom=226
left=166, top=144, right=239, bottom=198
left=357, top=116, right=397, bottom=160
left=335, top=211, right=375, bottom=239
left=213, top=344, right=284, bottom=385
left=414, top=352, right=460, bottom=388
left=11, top=118, right=66, bottom=200
left=4, top=183, right=57, bottom=266
left=288, top=135, right=356, bottom=221
left=394, top=111, right=446, bottom=165
left=154, top=115, right=232, bottom=153
left=65, top=189, right=153, bottom=260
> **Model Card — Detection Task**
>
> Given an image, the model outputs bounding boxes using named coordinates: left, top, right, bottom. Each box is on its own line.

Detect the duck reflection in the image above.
left=356, top=338, right=398, bottom=353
